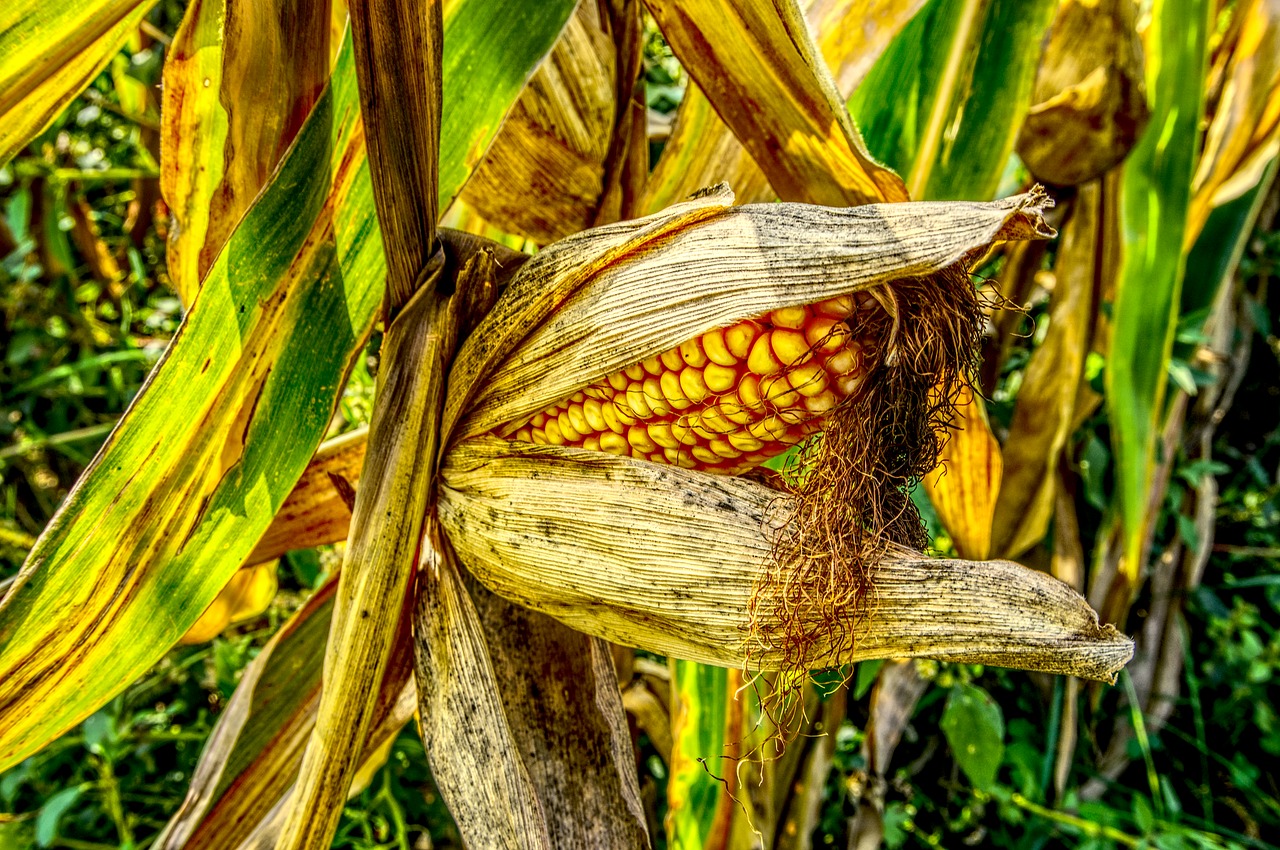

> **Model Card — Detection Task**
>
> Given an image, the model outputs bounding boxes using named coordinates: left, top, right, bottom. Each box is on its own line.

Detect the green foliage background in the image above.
left=2, top=5, right=1279, bottom=849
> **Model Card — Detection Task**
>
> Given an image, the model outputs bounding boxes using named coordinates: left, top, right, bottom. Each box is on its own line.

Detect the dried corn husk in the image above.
left=438, top=438, right=1131, bottom=681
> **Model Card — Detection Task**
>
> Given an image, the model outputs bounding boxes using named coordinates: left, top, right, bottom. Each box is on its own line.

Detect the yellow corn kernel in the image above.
left=601, top=401, right=625, bottom=434
left=599, top=432, right=629, bottom=455
left=642, top=355, right=663, bottom=376
left=626, top=383, right=653, bottom=418
left=582, top=435, right=601, bottom=452
left=679, top=367, right=711, bottom=404
left=628, top=425, right=657, bottom=453
left=803, top=389, right=838, bottom=415
left=770, top=328, right=810, bottom=367
left=703, top=362, right=737, bottom=393
left=559, top=410, right=583, bottom=442
left=643, top=378, right=672, bottom=416
left=708, top=437, right=742, bottom=459
left=702, top=328, right=737, bottom=366
left=837, top=373, right=864, bottom=396
left=727, top=431, right=765, bottom=452
left=531, top=427, right=547, bottom=444
left=788, top=361, right=828, bottom=397
left=760, top=374, right=800, bottom=410
left=660, top=348, right=684, bottom=371
left=679, top=337, right=709, bottom=368
left=648, top=422, right=679, bottom=449
left=544, top=419, right=566, bottom=445
left=607, top=371, right=629, bottom=392
left=806, top=317, right=850, bottom=353
left=815, top=294, right=854, bottom=318
left=691, top=445, right=720, bottom=465
left=582, top=398, right=607, bottom=432
left=737, top=373, right=764, bottom=411
left=748, top=333, right=784, bottom=375
left=515, top=427, right=533, bottom=442
left=725, top=321, right=759, bottom=359
left=532, top=412, right=548, bottom=428
left=824, top=348, right=858, bottom=375
left=624, top=363, right=645, bottom=380
left=660, top=370, right=692, bottom=410
left=770, top=305, right=808, bottom=329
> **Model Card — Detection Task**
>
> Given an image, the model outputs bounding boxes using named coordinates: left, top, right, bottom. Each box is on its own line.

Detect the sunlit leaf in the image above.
left=1107, top=0, right=1210, bottom=580
left=161, top=0, right=332, bottom=304
left=0, top=0, right=156, bottom=166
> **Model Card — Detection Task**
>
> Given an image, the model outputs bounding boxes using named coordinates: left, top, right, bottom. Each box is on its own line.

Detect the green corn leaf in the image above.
left=0, top=0, right=577, bottom=772
left=1106, top=0, right=1210, bottom=580
left=667, top=661, right=737, bottom=849
left=849, top=0, right=1057, bottom=201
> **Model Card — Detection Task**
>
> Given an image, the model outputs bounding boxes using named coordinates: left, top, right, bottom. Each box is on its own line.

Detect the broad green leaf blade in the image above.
left=161, top=0, right=332, bottom=304
left=1106, top=0, right=1210, bottom=579
left=849, top=0, right=1057, bottom=201
left=646, top=0, right=908, bottom=205
left=0, top=0, right=578, bottom=771
left=0, top=42, right=383, bottom=772
left=0, top=0, right=155, bottom=166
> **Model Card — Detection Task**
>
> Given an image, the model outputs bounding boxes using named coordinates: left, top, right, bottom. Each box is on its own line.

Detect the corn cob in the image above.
left=509, top=290, right=885, bottom=475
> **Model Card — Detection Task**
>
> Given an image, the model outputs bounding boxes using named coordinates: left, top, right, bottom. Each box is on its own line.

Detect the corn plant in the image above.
left=1, top=0, right=1276, bottom=847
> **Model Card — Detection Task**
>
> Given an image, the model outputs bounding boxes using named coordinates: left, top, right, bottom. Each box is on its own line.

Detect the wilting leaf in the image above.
left=1107, top=0, right=1209, bottom=580
left=156, top=578, right=417, bottom=850
left=460, top=4, right=616, bottom=243
left=993, top=182, right=1104, bottom=558
left=161, top=0, right=331, bottom=304
left=925, top=385, right=1002, bottom=559
left=940, top=683, right=1005, bottom=791
left=0, top=0, right=579, bottom=772
left=643, top=0, right=927, bottom=213
left=850, top=0, right=1057, bottom=200
left=0, top=0, right=156, bottom=166
left=1016, top=0, right=1149, bottom=187
left=1186, top=0, right=1280, bottom=247
left=0, top=43, right=383, bottom=772
left=646, top=0, right=907, bottom=206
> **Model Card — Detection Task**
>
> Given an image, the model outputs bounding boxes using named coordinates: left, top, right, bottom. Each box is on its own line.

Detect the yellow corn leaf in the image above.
left=179, top=560, right=278, bottom=644
left=161, top=0, right=332, bottom=304
left=438, top=437, right=1132, bottom=681
left=459, top=4, right=616, bottom=243
left=643, top=0, right=926, bottom=213
left=1186, top=0, right=1280, bottom=247
left=924, top=385, right=1001, bottom=560
left=992, top=182, right=1104, bottom=559
left=645, top=0, right=908, bottom=206
left=156, top=579, right=416, bottom=850
left=0, top=0, right=156, bottom=166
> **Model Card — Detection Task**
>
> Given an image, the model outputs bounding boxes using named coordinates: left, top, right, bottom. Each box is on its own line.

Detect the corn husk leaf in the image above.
left=0, top=0, right=156, bottom=167
left=643, top=0, right=927, bottom=213
left=161, top=0, right=331, bottom=304
left=423, top=564, right=652, bottom=847
left=450, top=190, right=1055, bottom=441
left=644, top=0, right=907, bottom=205
left=438, top=438, right=1133, bottom=681
left=1107, top=0, right=1210, bottom=581
left=992, top=182, right=1106, bottom=558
